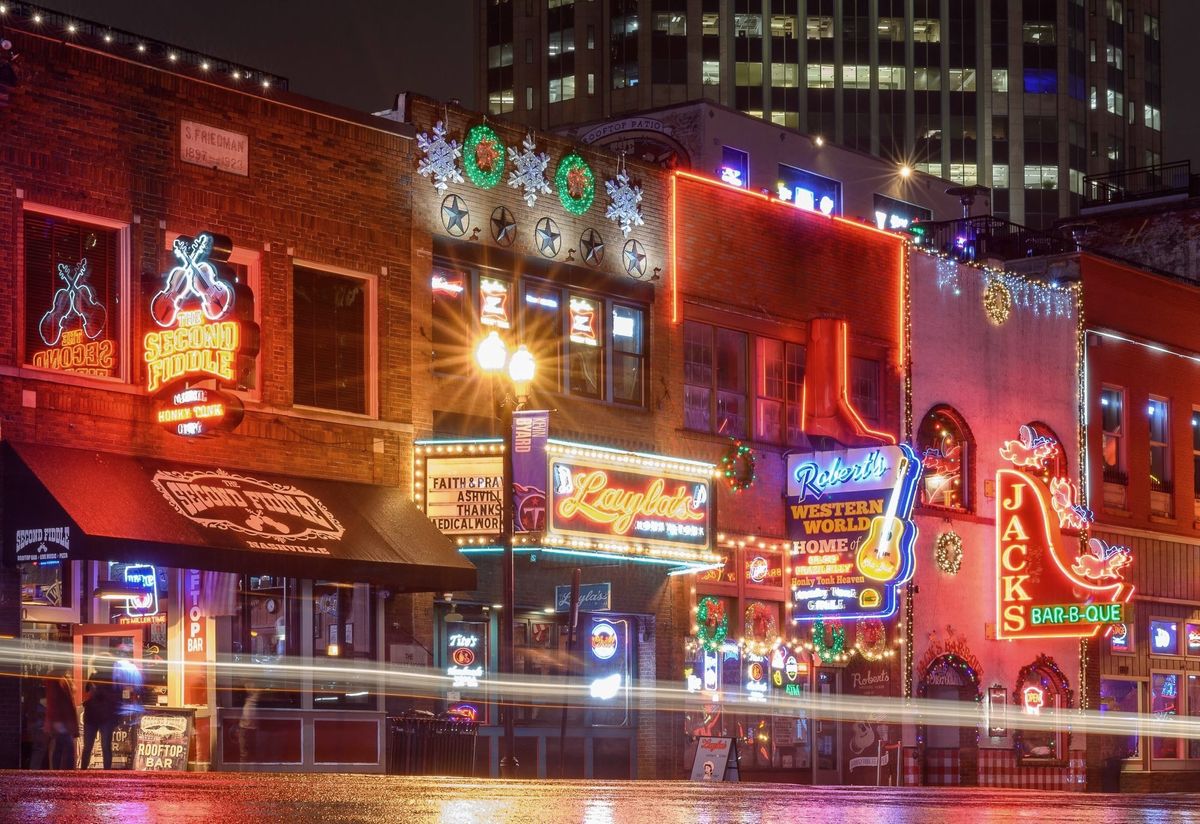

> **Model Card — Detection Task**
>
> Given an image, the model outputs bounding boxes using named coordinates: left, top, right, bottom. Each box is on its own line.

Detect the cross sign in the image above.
left=38, top=258, right=107, bottom=346
left=150, top=233, right=235, bottom=328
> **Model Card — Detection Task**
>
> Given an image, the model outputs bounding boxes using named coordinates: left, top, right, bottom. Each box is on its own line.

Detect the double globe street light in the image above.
left=474, top=330, right=536, bottom=779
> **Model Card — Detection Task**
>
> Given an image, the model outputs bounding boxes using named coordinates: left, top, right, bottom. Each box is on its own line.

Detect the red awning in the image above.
left=5, top=442, right=475, bottom=593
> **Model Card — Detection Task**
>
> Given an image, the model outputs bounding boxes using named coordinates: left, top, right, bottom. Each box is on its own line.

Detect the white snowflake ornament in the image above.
left=416, top=121, right=464, bottom=193
left=507, top=133, right=552, bottom=208
left=605, top=167, right=644, bottom=237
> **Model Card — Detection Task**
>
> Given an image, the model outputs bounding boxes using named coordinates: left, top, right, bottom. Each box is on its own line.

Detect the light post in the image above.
left=475, top=330, right=535, bottom=779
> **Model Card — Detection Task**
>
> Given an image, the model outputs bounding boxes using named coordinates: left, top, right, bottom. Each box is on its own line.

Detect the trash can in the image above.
left=388, top=711, right=478, bottom=776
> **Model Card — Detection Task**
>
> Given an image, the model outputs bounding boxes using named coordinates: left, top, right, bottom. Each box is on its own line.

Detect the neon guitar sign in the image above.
left=788, top=444, right=921, bottom=622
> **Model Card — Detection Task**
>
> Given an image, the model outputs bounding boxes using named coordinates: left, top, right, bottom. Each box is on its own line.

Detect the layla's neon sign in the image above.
left=143, top=233, right=258, bottom=437
left=549, top=458, right=712, bottom=552
left=995, top=431, right=1134, bottom=640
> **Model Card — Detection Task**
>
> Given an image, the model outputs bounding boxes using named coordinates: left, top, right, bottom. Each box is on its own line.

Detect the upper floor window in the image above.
left=293, top=265, right=372, bottom=415
left=917, top=406, right=971, bottom=511
left=754, top=337, right=805, bottom=445
left=850, top=357, right=880, bottom=424
left=1100, top=386, right=1126, bottom=483
left=1191, top=408, right=1200, bottom=502
left=1148, top=396, right=1171, bottom=491
left=431, top=264, right=646, bottom=407
left=1026, top=421, right=1069, bottom=483
left=23, top=208, right=127, bottom=382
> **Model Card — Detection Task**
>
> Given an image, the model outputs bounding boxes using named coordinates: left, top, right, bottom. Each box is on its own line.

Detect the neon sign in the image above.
left=32, top=258, right=116, bottom=377
left=788, top=444, right=921, bottom=621
left=143, top=233, right=257, bottom=438
left=479, top=278, right=510, bottom=329
left=121, top=564, right=159, bottom=618
left=995, top=431, right=1134, bottom=640
left=1022, top=686, right=1044, bottom=715
left=568, top=298, right=598, bottom=345
left=718, top=166, right=743, bottom=187
left=590, top=622, right=618, bottom=661
left=549, top=458, right=712, bottom=551
left=446, top=628, right=484, bottom=688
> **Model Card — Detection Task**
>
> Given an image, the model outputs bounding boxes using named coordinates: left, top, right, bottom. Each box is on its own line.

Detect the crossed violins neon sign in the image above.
left=995, top=428, right=1134, bottom=640
left=33, top=258, right=115, bottom=375
left=142, top=233, right=258, bottom=437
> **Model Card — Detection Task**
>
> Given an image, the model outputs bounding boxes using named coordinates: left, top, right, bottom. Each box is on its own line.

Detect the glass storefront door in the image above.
left=814, top=669, right=842, bottom=784
left=71, top=624, right=146, bottom=769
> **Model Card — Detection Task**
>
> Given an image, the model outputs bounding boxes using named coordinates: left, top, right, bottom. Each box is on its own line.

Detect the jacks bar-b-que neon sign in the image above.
left=995, top=430, right=1134, bottom=640
left=143, top=234, right=259, bottom=437
left=787, top=445, right=922, bottom=621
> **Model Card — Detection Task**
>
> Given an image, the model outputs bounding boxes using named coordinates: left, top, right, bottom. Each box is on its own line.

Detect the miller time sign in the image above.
left=143, top=233, right=258, bottom=437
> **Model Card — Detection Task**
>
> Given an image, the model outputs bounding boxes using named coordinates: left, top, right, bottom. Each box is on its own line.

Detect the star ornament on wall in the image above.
left=580, top=228, right=604, bottom=267
left=622, top=239, right=646, bottom=277
left=440, top=194, right=469, bottom=237
left=605, top=170, right=645, bottom=237
left=416, top=120, right=464, bottom=193
left=507, top=133, right=552, bottom=208
left=535, top=217, right=561, bottom=257
left=490, top=206, right=517, bottom=247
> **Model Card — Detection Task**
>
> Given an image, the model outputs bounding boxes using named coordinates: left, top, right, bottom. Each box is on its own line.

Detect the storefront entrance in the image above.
left=814, top=669, right=842, bottom=784
left=920, top=655, right=981, bottom=786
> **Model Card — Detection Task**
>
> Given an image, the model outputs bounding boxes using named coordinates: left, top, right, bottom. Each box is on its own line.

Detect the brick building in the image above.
left=0, top=20, right=473, bottom=772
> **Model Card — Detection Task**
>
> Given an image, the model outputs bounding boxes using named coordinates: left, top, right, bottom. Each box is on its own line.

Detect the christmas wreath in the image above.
left=463, top=123, right=506, bottom=189
left=813, top=618, right=845, bottom=664
left=855, top=617, right=887, bottom=661
left=720, top=438, right=757, bottom=492
left=555, top=152, right=596, bottom=215
left=744, top=602, right=779, bottom=652
left=935, top=531, right=963, bottom=575
left=696, top=596, right=728, bottom=651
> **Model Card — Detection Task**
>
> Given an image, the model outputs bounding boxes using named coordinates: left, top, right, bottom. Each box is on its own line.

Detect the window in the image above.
left=588, top=73, right=595, bottom=95
left=1014, top=657, right=1071, bottom=764
left=991, top=69, right=1008, bottom=92
left=1192, top=408, right=1200, bottom=502
left=1150, top=672, right=1182, bottom=760
left=653, top=12, right=686, bottom=35
left=1090, top=85, right=1098, bottom=110
left=292, top=265, right=370, bottom=415
left=1022, top=23, right=1055, bottom=44
left=776, top=163, right=841, bottom=215
left=611, top=304, right=645, bottom=406
left=312, top=581, right=375, bottom=707
left=568, top=294, right=603, bottom=399
left=754, top=337, right=805, bottom=445
left=225, top=575, right=301, bottom=710
left=1187, top=622, right=1200, bottom=657
left=1089, top=39, right=1096, bottom=62
left=1190, top=675, right=1200, bottom=759
left=850, top=357, right=880, bottom=424
left=1098, top=679, right=1140, bottom=759
left=23, top=208, right=126, bottom=381
left=1100, top=386, right=1125, bottom=482
left=523, top=282, right=563, bottom=393
left=702, top=61, right=721, bottom=86
left=1148, top=397, right=1170, bottom=491
left=431, top=267, right=469, bottom=375
left=912, top=18, right=940, bottom=43
left=720, top=145, right=750, bottom=188
left=1023, top=166, right=1058, bottom=190
left=683, top=321, right=748, bottom=437
left=918, top=406, right=971, bottom=510
left=526, top=86, right=534, bottom=109
left=1144, top=105, right=1162, bottom=131
left=1150, top=619, right=1179, bottom=655
left=879, top=66, right=906, bottom=90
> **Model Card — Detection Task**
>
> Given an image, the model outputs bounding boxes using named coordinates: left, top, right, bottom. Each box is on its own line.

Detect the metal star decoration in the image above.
left=507, top=133, right=552, bottom=207
left=416, top=120, right=464, bottom=193
left=622, top=239, right=646, bottom=277
left=535, top=217, right=561, bottom=257
left=490, top=206, right=517, bottom=247
left=605, top=166, right=644, bottom=238
left=440, top=194, right=469, bottom=236
left=580, top=228, right=604, bottom=267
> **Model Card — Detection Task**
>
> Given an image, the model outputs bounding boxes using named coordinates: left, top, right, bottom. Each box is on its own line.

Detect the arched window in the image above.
left=917, top=405, right=973, bottom=511
left=1013, top=655, right=1072, bottom=764
left=1026, top=421, right=1069, bottom=483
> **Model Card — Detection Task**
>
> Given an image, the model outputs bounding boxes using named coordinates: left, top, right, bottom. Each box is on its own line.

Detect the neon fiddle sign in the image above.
left=33, top=258, right=116, bottom=377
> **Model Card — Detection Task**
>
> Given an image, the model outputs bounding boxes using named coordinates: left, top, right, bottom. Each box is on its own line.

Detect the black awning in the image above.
left=4, top=442, right=475, bottom=593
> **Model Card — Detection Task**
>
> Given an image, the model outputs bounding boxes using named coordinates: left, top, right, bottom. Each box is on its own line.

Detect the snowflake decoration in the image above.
left=605, top=169, right=644, bottom=237
left=506, top=133, right=552, bottom=207
left=416, top=121, right=464, bottom=193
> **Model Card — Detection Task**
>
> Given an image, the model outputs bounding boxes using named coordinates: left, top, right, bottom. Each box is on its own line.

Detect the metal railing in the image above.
left=1083, top=161, right=1199, bottom=209
left=907, top=215, right=1074, bottom=263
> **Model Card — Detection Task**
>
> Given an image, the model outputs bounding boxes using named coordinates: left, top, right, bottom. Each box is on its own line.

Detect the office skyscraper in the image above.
left=478, top=0, right=1163, bottom=228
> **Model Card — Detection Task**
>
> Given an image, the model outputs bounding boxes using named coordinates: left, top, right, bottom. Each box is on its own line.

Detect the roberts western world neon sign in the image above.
left=786, top=445, right=921, bottom=622
left=143, top=233, right=259, bottom=438
left=995, top=429, right=1134, bottom=640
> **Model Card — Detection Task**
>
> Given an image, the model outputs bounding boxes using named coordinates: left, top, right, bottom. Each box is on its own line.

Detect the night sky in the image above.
left=31, top=0, right=1200, bottom=168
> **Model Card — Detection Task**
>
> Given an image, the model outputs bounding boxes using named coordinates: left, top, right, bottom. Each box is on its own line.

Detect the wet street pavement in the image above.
left=0, top=772, right=1198, bottom=823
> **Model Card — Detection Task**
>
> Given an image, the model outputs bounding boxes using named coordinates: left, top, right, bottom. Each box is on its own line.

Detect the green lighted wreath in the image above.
left=813, top=618, right=846, bottom=664
left=696, top=595, right=728, bottom=651
left=555, top=152, right=596, bottom=215
left=463, top=123, right=505, bottom=189
left=720, top=438, right=757, bottom=492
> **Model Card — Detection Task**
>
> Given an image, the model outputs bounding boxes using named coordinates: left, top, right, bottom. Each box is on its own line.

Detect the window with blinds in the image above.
left=292, top=266, right=368, bottom=414
left=24, top=210, right=122, bottom=379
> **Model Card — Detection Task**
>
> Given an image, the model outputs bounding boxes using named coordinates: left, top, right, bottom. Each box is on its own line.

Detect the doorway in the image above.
left=919, top=655, right=980, bottom=786
left=72, top=624, right=145, bottom=769
left=813, top=668, right=842, bottom=784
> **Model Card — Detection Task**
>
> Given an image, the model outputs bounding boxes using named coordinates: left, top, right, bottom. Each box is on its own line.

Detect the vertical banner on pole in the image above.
left=511, top=409, right=549, bottom=533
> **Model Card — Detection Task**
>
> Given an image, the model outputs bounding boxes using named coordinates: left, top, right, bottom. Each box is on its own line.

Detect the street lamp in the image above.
left=474, top=331, right=536, bottom=779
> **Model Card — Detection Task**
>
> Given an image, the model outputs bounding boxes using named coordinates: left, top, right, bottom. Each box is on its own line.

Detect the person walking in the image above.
left=80, top=657, right=120, bottom=769
left=43, top=667, right=78, bottom=770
